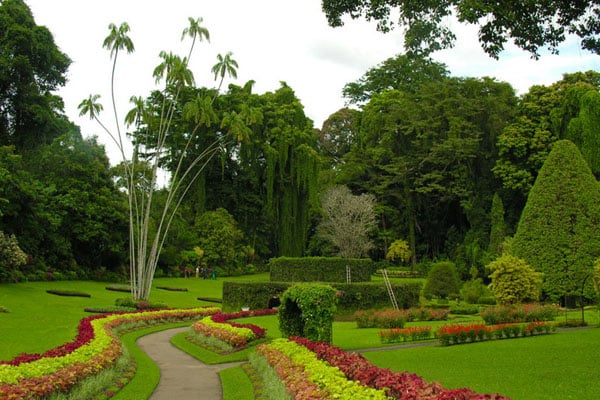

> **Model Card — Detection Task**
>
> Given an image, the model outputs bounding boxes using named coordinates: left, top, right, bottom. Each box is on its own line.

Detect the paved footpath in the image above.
left=137, top=327, right=242, bottom=400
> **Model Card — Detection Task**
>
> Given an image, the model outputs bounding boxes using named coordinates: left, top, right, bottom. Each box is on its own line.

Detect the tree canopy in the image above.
left=321, top=0, right=600, bottom=58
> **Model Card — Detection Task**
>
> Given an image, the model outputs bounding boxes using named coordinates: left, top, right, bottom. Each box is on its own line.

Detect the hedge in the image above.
left=269, top=257, right=375, bottom=283
left=222, top=281, right=421, bottom=313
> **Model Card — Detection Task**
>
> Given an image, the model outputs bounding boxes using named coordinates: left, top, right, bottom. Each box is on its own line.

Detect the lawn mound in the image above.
left=46, top=290, right=91, bottom=298
left=105, top=285, right=131, bottom=293
left=198, top=297, right=222, bottom=303
left=156, top=286, right=188, bottom=292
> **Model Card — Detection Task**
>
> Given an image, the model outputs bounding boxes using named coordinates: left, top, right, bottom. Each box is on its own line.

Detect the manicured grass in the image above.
left=363, top=327, right=600, bottom=400
left=0, top=274, right=269, bottom=359
left=220, top=366, right=255, bottom=400
left=170, top=331, right=253, bottom=364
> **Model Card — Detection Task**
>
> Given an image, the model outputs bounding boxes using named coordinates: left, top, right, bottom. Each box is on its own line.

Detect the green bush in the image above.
left=450, top=305, right=480, bottom=315
left=460, top=278, right=493, bottom=304
left=423, top=261, right=461, bottom=300
left=222, top=281, right=421, bottom=313
left=279, top=284, right=337, bottom=342
left=269, top=257, right=374, bottom=282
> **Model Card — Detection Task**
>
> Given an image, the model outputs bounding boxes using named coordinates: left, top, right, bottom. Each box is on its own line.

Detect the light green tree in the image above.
left=386, top=239, right=411, bottom=266
left=487, top=254, right=543, bottom=305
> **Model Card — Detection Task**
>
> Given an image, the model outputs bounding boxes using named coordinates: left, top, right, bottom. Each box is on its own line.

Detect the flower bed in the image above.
left=191, top=309, right=277, bottom=348
left=379, top=326, right=433, bottom=343
left=355, top=307, right=449, bottom=328
left=0, top=307, right=220, bottom=399
left=291, top=336, right=509, bottom=400
left=437, top=321, right=556, bottom=346
left=255, top=338, right=389, bottom=399
left=480, top=304, right=560, bottom=325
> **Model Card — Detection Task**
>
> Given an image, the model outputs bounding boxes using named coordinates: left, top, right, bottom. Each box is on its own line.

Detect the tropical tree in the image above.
left=212, top=51, right=238, bottom=94
left=79, top=18, right=227, bottom=300
left=322, top=0, right=600, bottom=58
left=511, top=140, right=600, bottom=303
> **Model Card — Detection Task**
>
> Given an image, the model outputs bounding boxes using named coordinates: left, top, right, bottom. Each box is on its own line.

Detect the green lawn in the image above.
left=364, top=327, right=600, bottom=399
left=0, top=274, right=269, bottom=359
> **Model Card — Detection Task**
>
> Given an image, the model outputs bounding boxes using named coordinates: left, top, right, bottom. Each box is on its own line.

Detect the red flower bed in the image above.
left=291, top=336, right=509, bottom=400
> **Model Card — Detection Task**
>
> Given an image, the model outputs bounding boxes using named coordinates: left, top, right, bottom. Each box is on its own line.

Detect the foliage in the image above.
left=594, top=258, right=600, bottom=294
left=322, top=0, right=600, bottom=58
left=486, top=254, right=543, bottom=305
left=221, top=280, right=421, bottom=314
left=494, top=72, right=600, bottom=200
left=256, top=338, right=389, bottom=399
left=379, top=326, right=433, bottom=343
left=510, top=140, right=600, bottom=302
left=0, top=231, right=27, bottom=283
left=279, top=284, right=337, bottom=343
left=316, top=185, right=377, bottom=258
left=423, top=261, right=461, bottom=300
left=195, top=208, right=246, bottom=276
left=385, top=239, right=411, bottom=266
left=269, top=256, right=374, bottom=283
left=487, top=193, right=506, bottom=257
left=480, top=304, right=560, bottom=325
left=342, top=54, right=449, bottom=104
left=293, top=336, right=509, bottom=399
left=436, top=321, right=555, bottom=346
left=460, top=278, right=494, bottom=304
left=0, top=0, right=71, bottom=150
left=354, top=307, right=448, bottom=328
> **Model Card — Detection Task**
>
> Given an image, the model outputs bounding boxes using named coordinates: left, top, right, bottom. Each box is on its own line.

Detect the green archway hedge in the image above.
left=279, top=284, right=337, bottom=343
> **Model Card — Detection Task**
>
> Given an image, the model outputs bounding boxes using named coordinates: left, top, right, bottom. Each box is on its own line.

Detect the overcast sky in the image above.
left=26, top=0, right=599, bottom=165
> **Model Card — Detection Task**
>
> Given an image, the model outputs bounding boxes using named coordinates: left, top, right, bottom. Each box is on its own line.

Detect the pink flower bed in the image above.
left=291, top=336, right=509, bottom=400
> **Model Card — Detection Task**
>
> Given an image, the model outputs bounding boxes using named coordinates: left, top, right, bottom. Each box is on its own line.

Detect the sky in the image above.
left=26, top=0, right=599, bottom=166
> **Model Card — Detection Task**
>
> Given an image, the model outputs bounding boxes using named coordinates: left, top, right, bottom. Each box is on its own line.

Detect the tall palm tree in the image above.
left=181, top=17, right=210, bottom=65
left=211, top=51, right=238, bottom=94
left=102, top=23, right=135, bottom=156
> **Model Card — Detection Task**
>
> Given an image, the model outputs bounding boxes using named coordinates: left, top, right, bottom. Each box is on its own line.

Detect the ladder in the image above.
left=381, top=268, right=399, bottom=310
left=346, top=265, right=351, bottom=284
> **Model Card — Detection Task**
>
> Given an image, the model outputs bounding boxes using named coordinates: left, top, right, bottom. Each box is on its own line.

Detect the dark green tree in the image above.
left=0, top=0, right=71, bottom=150
left=423, top=261, right=461, bottom=300
left=488, top=192, right=506, bottom=257
left=511, top=140, right=600, bottom=302
left=342, top=54, right=449, bottom=104
left=322, top=0, right=600, bottom=58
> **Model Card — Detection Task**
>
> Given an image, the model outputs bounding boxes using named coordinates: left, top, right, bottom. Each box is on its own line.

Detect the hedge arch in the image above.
left=278, top=284, right=337, bottom=343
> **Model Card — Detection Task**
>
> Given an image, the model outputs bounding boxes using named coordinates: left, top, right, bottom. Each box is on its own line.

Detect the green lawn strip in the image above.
left=111, top=322, right=190, bottom=400
left=363, top=327, right=600, bottom=400
left=220, top=365, right=255, bottom=400
left=170, top=331, right=252, bottom=364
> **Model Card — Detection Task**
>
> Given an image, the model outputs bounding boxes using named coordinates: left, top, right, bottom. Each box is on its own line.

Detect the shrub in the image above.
left=46, top=290, right=91, bottom=298
left=487, top=254, right=543, bottom=304
left=279, top=284, right=337, bottom=342
left=423, top=261, right=461, bottom=300
left=269, top=257, right=374, bottom=282
left=450, top=305, right=480, bottom=315
left=480, top=304, right=560, bottom=325
left=460, top=278, right=492, bottom=304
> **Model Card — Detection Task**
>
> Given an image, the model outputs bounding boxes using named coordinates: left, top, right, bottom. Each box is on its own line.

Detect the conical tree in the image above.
left=511, top=139, right=600, bottom=302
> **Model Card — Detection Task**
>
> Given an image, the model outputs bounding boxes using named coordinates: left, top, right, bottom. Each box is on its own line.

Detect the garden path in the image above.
left=137, top=327, right=242, bottom=400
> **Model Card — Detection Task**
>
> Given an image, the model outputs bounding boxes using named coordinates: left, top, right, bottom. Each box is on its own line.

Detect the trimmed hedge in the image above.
left=46, top=290, right=91, bottom=298
left=269, top=257, right=374, bottom=283
left=222, top=281, right=421, bottom=313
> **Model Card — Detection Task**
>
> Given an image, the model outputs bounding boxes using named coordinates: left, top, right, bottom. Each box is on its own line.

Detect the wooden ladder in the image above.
left=346, top=265, right=351, bottom=284
left=381, top=268, right=399, bottom=310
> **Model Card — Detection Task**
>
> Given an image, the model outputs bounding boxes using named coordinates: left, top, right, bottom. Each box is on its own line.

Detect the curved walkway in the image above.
left=137, top=327, right=242, bottom=400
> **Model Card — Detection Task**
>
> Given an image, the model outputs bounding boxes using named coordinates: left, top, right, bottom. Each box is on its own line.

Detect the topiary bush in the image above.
left=222, top=281, right=422, bottom=313
left=269, top=257, right=374, bottom=282
left=423, top=261, right=461, bottom=300
left=279, top=284, right=337, bottom=342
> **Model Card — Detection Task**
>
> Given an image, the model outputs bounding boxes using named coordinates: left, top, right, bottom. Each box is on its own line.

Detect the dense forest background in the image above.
left=1, top=0, right=599, bottom=284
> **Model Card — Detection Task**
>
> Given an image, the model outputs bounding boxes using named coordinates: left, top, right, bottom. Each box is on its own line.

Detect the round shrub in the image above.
left=423, top=261, right=461, bottom=300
